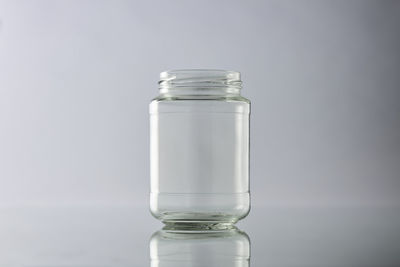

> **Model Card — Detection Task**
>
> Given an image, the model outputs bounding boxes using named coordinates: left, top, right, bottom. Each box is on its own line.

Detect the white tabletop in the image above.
left=1, top=205, right=399, bottom=266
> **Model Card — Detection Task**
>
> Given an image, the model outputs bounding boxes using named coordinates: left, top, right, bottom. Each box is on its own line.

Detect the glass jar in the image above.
left=149, top=69, right=250, bottom=229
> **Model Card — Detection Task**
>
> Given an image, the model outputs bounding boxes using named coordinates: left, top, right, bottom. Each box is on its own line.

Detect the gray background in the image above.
left=0, top=0, right=399, bottom=208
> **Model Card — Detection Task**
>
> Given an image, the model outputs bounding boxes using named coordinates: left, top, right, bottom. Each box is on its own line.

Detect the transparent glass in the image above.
left=149, top=69, right=250, bottom=229
left=150, top=228, right=250, bottom=267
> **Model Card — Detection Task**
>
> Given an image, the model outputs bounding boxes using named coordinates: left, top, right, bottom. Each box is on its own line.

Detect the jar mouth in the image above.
left=159, top=69, right=242, bottom=95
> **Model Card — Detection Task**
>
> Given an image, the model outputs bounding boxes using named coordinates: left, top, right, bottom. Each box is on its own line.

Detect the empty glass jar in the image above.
left=149, top=69, right=250, bottom=229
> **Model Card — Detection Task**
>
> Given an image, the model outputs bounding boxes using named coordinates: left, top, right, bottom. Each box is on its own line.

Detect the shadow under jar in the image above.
left=149, top=69, right=250, bottom=230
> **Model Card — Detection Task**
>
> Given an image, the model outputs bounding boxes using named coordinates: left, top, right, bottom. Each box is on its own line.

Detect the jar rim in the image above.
left=160, top=69, right=240, bottom=81
left=159, top=69, right=242, bottom=94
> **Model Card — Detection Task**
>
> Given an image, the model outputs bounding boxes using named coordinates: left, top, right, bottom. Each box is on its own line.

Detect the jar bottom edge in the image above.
left=163, top=221, right=236, bottom=232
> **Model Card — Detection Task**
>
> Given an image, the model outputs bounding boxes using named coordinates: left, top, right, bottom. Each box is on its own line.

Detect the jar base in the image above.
left=159, top=211, right=239, bottom=231
left=150, top=192, right=250, bottom=226
left=163, top=221, right=236, bottom=232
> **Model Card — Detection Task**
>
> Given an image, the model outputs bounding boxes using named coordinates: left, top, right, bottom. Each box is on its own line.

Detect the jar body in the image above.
left=149, top=70, right=250, bottom=227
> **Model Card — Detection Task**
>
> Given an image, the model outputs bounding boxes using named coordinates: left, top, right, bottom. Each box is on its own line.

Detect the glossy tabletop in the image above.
left=1, top=205, right=400, bottom=266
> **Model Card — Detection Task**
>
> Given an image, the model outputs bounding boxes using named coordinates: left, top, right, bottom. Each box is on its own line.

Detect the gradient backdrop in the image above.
left=0, top=0, right=399, bottom=209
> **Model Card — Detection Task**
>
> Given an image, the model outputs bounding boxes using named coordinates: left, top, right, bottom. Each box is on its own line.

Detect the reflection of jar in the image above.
left=150, top=228, right=250, bottom=267
left=149, top=70, right=251, bottom=228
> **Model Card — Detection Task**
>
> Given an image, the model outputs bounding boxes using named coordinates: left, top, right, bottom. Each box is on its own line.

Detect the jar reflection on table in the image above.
left=149, top=228, right=250, bottom=267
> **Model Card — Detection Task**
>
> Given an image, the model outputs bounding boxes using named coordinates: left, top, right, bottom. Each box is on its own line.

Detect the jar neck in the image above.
left=158, top=69, right=242, bottom=97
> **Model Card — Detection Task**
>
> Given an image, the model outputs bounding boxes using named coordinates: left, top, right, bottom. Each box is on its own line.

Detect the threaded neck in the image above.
left=158, top=69, right=242, bottom=96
